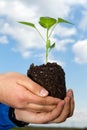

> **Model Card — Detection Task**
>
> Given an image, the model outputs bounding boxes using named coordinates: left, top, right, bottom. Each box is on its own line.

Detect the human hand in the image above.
left=0, top=72, right=59, bottom=112
left=14, top=100, right=65, bottom=124
left=14, top=89, right=74, bottom=124
left=50, top=89, right=75, bottom=123
left=0, top=72, right=74, bottom=124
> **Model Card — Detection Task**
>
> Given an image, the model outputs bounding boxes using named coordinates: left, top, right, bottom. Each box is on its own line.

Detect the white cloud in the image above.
left=54, top=25, right=77, bottom=38
left=20, top=0, right=87, bottom=17
left=65, top=0, right=87, bottom=6
left=55, top=39, right=75, bottom=51
left=0, top=0, right=38, bottom=21
left=71, top=111, right=87, bottom=122
left=0, top=22, right=45, bottom=57
left=79, top=9, right=87, bottom=31
left=73, top=39, right=87, bottom=64
left=0, top=0, right=86, bottom=61
left=0, top=35, right=8, bottom=44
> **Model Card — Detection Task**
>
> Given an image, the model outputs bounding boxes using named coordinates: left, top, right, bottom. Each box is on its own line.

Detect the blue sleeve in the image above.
left=0, top=103, right=16, bottom=130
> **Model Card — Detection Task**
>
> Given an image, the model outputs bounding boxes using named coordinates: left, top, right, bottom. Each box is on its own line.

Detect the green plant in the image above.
left=18, top=17, right=72, bottom=63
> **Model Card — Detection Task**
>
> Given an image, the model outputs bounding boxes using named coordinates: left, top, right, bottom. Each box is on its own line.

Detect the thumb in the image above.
left=17, top=77, right=48, bottom=97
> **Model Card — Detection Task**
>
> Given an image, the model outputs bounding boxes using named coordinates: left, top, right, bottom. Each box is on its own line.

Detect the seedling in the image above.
left=18, top=17, right=72, bottom=63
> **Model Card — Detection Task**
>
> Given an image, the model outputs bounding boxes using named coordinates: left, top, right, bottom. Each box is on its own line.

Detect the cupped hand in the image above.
left=15, top=100, right=65, bottom=124
left=14, top=89, right=74, bottom=124
left=50, top=89, right=75, bottom=123
left=15, top=89, right=74, bottom=124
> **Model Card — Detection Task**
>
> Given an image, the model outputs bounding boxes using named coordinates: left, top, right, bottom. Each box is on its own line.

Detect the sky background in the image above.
left=0, top=0, right=87, bottom=128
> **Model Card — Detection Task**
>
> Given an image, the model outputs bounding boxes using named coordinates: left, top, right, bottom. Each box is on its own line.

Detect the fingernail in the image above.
left=40, top=89, right=48, bottom=97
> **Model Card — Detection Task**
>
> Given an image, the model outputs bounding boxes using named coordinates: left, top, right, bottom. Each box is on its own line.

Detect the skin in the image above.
left=15, top=89, right=74, bottom=124
left=50, top=89, right=74, bottom=123
left=0, top=72, right=75, bottom=124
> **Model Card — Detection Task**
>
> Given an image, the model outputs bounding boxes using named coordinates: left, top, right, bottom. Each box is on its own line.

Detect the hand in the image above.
left=50, top=89, right=75, bottom=123
left=15, top=100, right=65, bottom=124
left=0, top=72, right=60, bottom=112
left=14, top=89, right=74, bottom=124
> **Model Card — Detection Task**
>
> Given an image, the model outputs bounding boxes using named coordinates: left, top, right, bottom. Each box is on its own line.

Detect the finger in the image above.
left=66, top=89, right=73, bottom=98
left=17, top=77, right=48, bottom=97
left=24, top=103, right=56, bottom=112
left=15, top=101, right=65, bottom=124
left=51, top=97, right=70, bottom=123
left=66, top=89, right=75, bottom=117
left=34, top=101, right=65, bottom=124
left=18, top=89, right=61, bottom=109
left=25, top=90, right=61, bottom=106
left=69, top=97, right=75, bottom=117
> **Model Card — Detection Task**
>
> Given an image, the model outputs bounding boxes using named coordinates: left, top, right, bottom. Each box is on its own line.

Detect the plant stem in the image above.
left=46, top=29, right=49, bottom=64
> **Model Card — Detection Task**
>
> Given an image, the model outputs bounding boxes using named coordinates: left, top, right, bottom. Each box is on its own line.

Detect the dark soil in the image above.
left=27, top=62, right=66, bottom=99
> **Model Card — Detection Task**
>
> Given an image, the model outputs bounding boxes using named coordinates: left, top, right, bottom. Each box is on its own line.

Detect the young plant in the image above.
left=18, top=17, right=72, bottom=63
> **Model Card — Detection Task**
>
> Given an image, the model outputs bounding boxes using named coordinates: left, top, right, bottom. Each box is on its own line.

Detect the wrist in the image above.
left=9, top=107, right=29, bottom=127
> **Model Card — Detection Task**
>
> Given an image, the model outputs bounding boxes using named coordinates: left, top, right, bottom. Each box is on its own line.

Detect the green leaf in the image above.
left=49, top=43, right=55, bottom=50
left=58, top=18, right=73, bottom=25
left=39, top=17, right=57, bottom=29
left=18, top=21, right=36, bottom=28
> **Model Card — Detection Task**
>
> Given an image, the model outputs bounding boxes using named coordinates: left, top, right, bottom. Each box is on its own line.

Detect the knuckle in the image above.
left=64, top=111, right=69, bottom=119
left=59, top=117, right=67, bottom=123
left=62, top=118, right=67, bottom=122
left=40, top=99, right=47, bottom=105
left=65, top=110, right=70, bottom=117
left=14, top=93, right=27, bottom=108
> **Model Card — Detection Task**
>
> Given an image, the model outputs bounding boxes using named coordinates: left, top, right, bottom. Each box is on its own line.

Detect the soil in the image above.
left=27, top=62, right=66, bottom=99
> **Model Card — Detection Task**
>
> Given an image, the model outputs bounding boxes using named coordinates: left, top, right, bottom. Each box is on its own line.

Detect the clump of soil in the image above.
left=27, top=62, right=66, bottom=99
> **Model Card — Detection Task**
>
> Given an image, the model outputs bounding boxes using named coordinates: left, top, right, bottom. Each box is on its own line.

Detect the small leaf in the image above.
left=49, top=43, right=55, bottom=50
left=39, top=17, right=57, bottom=29
left=18, top=21, right=36, bottom=28
left=58, top=18, right=73, bottom=25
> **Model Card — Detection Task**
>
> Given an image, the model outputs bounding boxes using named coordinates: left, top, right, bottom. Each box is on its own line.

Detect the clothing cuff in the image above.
left=9, top=107, right=29, bottom=127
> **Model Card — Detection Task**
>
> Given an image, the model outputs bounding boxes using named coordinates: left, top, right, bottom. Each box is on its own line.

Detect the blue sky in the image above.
left=0, top=0, right=87, bottom=128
